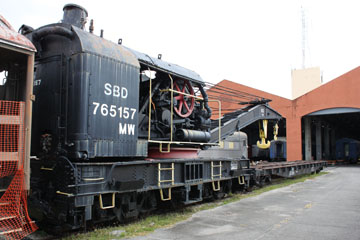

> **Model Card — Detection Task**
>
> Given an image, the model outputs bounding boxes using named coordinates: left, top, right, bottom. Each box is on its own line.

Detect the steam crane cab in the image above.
left=132, top=48, right=213, bottom=155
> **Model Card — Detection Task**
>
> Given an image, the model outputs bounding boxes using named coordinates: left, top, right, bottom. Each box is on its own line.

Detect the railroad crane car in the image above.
left=18, top=4, right=284, bottom=232
left=0, top=4, right=327, bottom=236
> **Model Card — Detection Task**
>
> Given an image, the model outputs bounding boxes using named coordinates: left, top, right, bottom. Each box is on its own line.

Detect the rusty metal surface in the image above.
left=72, top=26, right=140, bottom=68
left=0, top=15, right=36, bottom=52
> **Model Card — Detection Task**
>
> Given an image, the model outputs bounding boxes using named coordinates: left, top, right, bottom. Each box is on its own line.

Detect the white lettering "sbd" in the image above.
left=104, top=83, right=128, bottom=98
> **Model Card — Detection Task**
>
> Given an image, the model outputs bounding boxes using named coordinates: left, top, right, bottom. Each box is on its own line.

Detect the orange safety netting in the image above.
left=0, top=101, right=37, bottom=239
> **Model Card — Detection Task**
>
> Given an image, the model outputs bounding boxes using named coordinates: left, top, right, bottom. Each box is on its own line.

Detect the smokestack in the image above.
left=62, top=4, right=88, bottom=29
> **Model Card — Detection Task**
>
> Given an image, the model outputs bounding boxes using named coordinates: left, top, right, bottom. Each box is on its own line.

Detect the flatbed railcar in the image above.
left=251, top=160, right=326, bottom=186
left=0, top=4, right=326, bottom=237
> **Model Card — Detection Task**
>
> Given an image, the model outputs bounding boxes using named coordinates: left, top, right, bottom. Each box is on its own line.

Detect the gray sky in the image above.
left=2, top=0, right=360, bottom=98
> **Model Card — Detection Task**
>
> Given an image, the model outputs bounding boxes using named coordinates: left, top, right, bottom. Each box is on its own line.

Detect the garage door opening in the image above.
left=302, top=108, right=360, bottom=163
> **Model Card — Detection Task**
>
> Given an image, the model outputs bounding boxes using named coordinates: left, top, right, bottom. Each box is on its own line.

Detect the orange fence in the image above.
left=0, top=101, right=37, bottom=239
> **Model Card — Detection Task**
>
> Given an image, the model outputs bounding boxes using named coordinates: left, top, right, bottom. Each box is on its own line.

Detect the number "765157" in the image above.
left=92, top=102, right=136, bottom=119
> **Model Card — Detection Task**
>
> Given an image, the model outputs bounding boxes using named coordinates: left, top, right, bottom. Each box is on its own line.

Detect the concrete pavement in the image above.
left=128, top=166, right=360, bottom=240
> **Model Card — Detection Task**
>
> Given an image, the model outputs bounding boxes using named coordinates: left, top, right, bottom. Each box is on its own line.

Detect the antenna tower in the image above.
left=301, top=6, right=307, bottom=69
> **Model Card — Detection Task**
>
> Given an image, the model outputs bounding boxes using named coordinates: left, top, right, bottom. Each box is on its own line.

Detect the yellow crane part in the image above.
left=273, top=123, right=279, bottom=141
left=257, top=120, right=270, bottom=149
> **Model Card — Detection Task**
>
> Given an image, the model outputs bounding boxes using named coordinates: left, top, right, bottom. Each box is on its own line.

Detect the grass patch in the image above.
left=63, top=171, right=329, bottom=240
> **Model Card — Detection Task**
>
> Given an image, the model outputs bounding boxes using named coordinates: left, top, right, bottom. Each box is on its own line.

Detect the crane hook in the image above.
left=257, top=120, right=270, bottom=149
left=273, top=122, right=279, bottom=141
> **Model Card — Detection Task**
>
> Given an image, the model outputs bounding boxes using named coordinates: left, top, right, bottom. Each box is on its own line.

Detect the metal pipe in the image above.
left=175, top=129, right=211, bottom=142
left=32, top=26, right=74, bottom=40
left=199, top=84, right=212, bottom=118
left=148, top=73, right=152, bottom=141
left=168, top=74, right=174, bottom=142
left=89, top=19, right=94, bottom=33
left=139, top=80, right=160, bottom=115
left=24, top=53, right=35, bottom=192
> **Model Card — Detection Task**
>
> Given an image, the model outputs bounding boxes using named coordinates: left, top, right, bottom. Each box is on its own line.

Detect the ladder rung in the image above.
left=160, top=180, right=173, bottom=183
left=159, top=188, right=172, bottom=201
left=158, top=163, right=174, bottom=189
left=0, top=228, right=22, bottom=235
left=211, top=160, right=222, bottom=181
left=159, top=167, right=174, bottom=171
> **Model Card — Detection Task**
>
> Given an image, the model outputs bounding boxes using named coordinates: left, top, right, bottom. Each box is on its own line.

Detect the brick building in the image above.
left=210, top=67, right=360, bottom=161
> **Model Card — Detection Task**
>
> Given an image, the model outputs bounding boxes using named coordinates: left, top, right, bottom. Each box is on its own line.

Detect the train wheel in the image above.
left=213, top=180, right=231, bottom=200
left=137, top=191, right=157, bottom=217
left=113, top=205, right=124, bottom=223
left=113, top=193, right=139, bottom=223
left=173, top=79, right=195, bottom=118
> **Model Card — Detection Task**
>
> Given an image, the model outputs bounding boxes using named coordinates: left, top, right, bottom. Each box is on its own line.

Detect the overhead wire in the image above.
left=201, top=81, right=271, bottom=123
left=203, top=81, right=266, bottom=101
